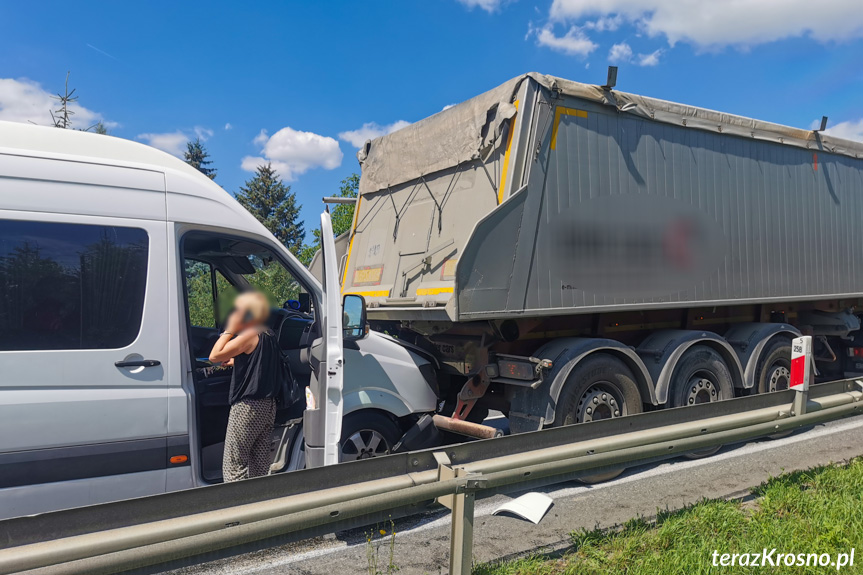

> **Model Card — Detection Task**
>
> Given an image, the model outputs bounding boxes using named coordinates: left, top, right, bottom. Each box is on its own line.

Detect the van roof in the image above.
left=0, top=120, right=321, bottom=289
left=0, top=120, right=204, bottom=178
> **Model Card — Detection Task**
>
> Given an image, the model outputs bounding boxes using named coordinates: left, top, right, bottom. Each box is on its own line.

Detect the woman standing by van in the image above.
left=209, top=291, right=281, bottom=482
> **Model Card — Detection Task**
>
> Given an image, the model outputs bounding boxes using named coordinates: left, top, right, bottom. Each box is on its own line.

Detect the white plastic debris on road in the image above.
left=492, top=492, right=553, bottom=524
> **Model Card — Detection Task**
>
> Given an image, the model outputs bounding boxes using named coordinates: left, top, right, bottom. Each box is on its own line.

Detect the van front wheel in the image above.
left=339, top=411, right=403, bottom=462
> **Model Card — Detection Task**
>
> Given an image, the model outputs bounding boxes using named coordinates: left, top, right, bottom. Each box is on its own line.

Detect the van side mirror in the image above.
left=342, top=294, right=367, bottom=340
left=298, top=292, right=311, bottom=313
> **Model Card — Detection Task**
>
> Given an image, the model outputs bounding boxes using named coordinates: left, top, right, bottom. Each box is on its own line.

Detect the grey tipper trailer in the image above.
left=340, top=72, right=863, bottom=456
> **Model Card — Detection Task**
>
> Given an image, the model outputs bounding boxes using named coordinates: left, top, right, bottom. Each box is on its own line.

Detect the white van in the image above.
left=0, top=121, right=439, bottom=520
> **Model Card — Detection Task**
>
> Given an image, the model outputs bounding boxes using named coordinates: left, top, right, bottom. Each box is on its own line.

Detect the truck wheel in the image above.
left=754, top=337, right=796, bottom=439
left=554, top=354, right=643, bottom=483
left=339, top=411, right=403, bottom=462
left=755, top=337, right=792, bottom=394
left=668, top=345, right=732, bottom=458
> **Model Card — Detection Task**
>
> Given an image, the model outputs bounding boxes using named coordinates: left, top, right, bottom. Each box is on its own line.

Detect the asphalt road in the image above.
left=165, top=414, right=863, bottom=575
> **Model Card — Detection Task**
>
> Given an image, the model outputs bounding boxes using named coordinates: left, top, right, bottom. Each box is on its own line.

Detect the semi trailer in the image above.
left=337, top=71, right=863, bottom=450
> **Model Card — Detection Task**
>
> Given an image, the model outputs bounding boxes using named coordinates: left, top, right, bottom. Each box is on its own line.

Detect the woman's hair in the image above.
left=234, top=291, right=270, bottom=324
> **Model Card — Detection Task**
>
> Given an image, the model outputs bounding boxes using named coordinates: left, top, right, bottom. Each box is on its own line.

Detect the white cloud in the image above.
left=442, top=104, right=456, bottom=111
left=456, top=0, right=507, bottom=12
left=240, top=156, right=294, bottom=177
left=137, top=126, right=213, bottom=157
left=533, top=24, right=597, bottom=56
left=819, top=119, right=863, bottom=143
left=608, top=42, right=633, bottom=63
left=240, top=156, right=266, bottom=172
left=0, top=77, right=108, bottom=128
left=549, top=0, right=863, bottom=49
left=583, top=15, right=623, bottom=32
left=607, top=42, right=662, bottom=66
left=137, top=131, right=189, bottom=157
left=224, top=123, right=233, bottom=130
left=338, top=120, right=410, bottom=148
left=637, top=49, right=662, bottom=66
left=253, top=128, right=269, bottom=146
left=242, top=126, right=343, bottom=180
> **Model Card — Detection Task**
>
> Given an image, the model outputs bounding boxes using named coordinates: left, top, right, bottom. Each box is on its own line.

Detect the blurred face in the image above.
left=232, top=291, right=269, bottom=330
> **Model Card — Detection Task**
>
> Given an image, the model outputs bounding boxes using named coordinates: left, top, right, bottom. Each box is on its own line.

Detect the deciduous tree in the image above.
left=297, top=173, right=359, bottom=266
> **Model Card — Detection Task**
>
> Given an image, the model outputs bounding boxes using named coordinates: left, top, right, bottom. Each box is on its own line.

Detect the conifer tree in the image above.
left=184, top=138, right=217, bottom=180
left=236, top=163, right=305, bottom=252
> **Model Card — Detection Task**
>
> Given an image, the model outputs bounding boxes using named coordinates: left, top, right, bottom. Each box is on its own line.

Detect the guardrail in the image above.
left=2, top=377, right=862, bottom=575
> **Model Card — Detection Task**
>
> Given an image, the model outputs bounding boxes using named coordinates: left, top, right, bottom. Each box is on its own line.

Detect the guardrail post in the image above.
left=434, top=452, right=485, bottom=575
left=790, top=336, right=812, bottom=416
left=450, top=467, right=476, bottom=575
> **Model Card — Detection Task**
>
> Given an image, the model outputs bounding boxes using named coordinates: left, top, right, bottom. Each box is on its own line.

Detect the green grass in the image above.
left=474, top=459, right=863, bottom=575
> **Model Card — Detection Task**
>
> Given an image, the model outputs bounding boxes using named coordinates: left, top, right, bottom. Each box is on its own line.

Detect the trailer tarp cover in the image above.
left=358, top=72, right=863, bottom=196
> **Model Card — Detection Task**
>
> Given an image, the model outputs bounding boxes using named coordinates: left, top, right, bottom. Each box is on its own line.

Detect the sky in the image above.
left=2, top=0, right=862, bottom=241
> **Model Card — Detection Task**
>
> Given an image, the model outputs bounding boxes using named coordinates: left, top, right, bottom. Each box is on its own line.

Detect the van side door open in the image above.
left=180, top=231, right=316, bottom=481
left=303, top=211, right=345, bottom=467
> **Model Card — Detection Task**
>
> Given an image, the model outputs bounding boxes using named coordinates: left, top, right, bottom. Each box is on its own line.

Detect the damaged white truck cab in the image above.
left=0, top=121, right=438, bottom=520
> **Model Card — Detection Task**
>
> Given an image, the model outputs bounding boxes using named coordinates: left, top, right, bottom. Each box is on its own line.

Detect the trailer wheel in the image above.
left=339, top=411, right=402, bottom=462
left=754, top=337, right=796, bottom=439
left=554, top=354, right=643, bottom=482
left=668, top=345, right=733, bottom=458
left=755, top=337, right=792, bottom=394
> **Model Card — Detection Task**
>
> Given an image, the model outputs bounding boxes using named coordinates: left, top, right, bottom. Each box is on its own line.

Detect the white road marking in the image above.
left=233, top=416, right=863, bottom=572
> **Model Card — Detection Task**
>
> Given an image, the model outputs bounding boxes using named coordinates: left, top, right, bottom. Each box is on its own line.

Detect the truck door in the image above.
left=303, top=211, right=345, bottom=467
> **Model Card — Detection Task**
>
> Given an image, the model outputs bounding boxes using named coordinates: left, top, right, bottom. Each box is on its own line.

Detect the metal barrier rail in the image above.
left=2, top=378, right=862, bottom=575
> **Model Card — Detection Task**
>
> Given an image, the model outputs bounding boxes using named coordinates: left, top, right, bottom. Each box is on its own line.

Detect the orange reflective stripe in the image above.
left=550, top=107, right=588, bottom=150
left=498, top=100, right=519, bottom=204
left=344, top=289, right=390, bottom=298
left=416, top=287, right=454, bottom=296
left=340, top=195, right=362, bottom=293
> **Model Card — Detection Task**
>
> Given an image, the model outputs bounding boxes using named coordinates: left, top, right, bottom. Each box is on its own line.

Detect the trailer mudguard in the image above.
left=636, top=330, right=744, bottom=405
left=508, top=338, right=655, bottom=433
left=723, top=323, right=802, bottom=389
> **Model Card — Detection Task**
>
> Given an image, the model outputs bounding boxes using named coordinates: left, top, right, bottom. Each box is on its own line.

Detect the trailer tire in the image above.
left=755, top=337, right=792, bottom=394
left=668, top=345, right=733, bottom=458
left=339, top=411, right=402, bottom=462
left=553, top=354, right=643, bottom=483
left=753, top=337, right=798, bottom=439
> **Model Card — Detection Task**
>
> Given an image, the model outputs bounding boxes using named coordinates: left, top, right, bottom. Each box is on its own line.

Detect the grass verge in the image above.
left=474, top=458, right=863, bottom=574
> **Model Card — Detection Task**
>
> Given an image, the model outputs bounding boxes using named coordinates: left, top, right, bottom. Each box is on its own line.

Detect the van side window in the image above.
left=0, top=220, right=149, bottom=351
left=215, top=271, right=237, bottom=326
left=184, top=260, right=216, bottom=328
left=184, top=260, right=242, bottom=329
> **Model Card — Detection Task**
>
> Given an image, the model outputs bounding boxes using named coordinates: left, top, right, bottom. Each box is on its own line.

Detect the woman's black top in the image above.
left=229, top=329, right=281, bottom=405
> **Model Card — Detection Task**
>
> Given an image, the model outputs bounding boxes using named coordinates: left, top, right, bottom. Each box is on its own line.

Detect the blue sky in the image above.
left=2, top=0, right=862, bottom=241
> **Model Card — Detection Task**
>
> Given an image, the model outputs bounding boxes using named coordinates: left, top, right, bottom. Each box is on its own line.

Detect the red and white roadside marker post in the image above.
left=790, top=336, right=812, bottom=416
